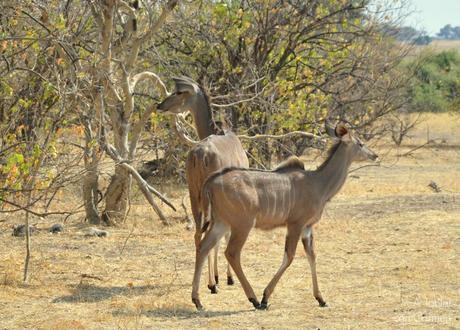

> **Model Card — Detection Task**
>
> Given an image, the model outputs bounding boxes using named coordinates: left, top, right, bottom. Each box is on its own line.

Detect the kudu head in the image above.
left=157, top=77, right=216, bottom=140
left=157, top=77, right=206, bottom=115
left=325, top=121, right=379, bottom=162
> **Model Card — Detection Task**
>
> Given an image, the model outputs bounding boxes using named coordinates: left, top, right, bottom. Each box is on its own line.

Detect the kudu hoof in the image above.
left=227, top=276, right=234, bottom=285
left=208, top=284, right=218, bottom=294
left=256, top=294, right=269, bottom=310
left=192, top=298, right=203, bottom=311
left=256, top=302, right=269, bottom=310
left=215, top=275, right=219, bottom=285
left=249, top=298, right=261, bottom=309
left=316, top=297, right=328, bottom=307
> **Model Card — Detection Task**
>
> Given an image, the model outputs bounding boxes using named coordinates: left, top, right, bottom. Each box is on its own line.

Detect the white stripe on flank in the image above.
left=271, top=189, right=278, bottom=220
left=279, top=180, right=285, bottom=220
left=235, top=176, right=248, bottom=213
left=285, top=179, right=291, bottom=220
left=291, top=179, right=296, bottom=216
left=220, top=176, right=231, bottom=211
left=283, top=178, right=290, bottom=220
left=262, top=184, right=269, bottom=219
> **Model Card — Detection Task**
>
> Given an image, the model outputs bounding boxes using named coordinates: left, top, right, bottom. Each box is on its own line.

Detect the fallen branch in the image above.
left=118, top=161, right=175, bottom=223
left=400, top=139, right=436, bottom=157
left=102, top=143, right=176, bottom=225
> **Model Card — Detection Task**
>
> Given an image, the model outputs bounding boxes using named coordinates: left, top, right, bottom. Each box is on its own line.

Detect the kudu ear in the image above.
left=173, top=77, right=199, bottom=94
left=335, top=123, right=348, bottom=137
left=325, top=121, right=349, bottom=139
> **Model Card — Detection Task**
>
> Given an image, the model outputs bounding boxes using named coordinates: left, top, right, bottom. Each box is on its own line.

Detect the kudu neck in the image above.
left=316, top=141, right=353, bottom=201
left=190, top=93, right=215, bottom=140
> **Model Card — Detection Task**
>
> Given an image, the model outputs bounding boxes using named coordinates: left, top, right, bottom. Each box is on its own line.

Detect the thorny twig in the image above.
left=159, top=256, right=179, bottom=297
left=181, top=195, right=192, bottom=230
left=119, top=225, right=135, bottom=257
left=80, top=273, right=104, bottom=281
left=400, top=139, right=439, bottom=157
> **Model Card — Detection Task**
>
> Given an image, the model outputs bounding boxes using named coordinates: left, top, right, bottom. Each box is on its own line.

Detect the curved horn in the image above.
left=173, top=76, right=200, bottom=93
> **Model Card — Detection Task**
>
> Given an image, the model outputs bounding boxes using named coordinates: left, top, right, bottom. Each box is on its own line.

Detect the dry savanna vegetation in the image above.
left=1, top=1, right=460, bottom=329
left=412, top=39, right=460, bottom=54
left=1, top=113, right=459, bottom=329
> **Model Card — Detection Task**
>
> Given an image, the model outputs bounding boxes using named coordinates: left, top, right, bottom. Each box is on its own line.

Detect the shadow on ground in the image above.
left=52, top=283, right=187, bottom=303
left=112, top=306, right=253, bottom=319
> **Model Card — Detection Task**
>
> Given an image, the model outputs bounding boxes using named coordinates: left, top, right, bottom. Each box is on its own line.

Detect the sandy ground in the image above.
left=0, top=113, right=459, bottom=329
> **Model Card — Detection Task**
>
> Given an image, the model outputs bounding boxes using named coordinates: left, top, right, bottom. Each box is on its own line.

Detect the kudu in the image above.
left=191, top=122, right=378, bottom=310
left=157, top=77, right=249, bottom=293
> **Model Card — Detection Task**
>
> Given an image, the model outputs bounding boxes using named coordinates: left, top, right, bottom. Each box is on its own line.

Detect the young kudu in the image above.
left=191, top=122, right=378, bottom=310
left=157, top=77, right=249, bottom=293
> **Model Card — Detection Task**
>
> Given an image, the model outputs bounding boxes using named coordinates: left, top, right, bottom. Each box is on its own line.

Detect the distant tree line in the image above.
left=437, top=24, right=460, bottom=40
left=393, top=24, right=460, bottom=45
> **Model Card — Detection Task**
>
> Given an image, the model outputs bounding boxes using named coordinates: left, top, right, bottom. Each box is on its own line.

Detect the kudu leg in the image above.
left=207, top=241, right=220, bottom=294
left=214, top=242, right=219, bottom=284
left=260, top=225, right=302, bottom=309
left=225, top=229, right=259, bottom=309
left=301, top=226, right=327, bottom=307
left=189, top=192, right=200, bottom=234
left=207, top=233, right=233, bottom=293
left=224, top=231, right=235, bottom=285
left=192, top=221, right=228, bottom=310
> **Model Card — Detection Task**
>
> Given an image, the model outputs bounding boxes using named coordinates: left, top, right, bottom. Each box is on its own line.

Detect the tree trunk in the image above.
left=82, top=117, right=102, bottom=224
left=82, top=165, right=100, bottom=224
left=102, top=165, right=131, bottom=226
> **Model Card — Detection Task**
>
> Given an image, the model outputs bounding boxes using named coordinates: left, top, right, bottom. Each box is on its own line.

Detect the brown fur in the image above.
left=316, top=141, right=341, bottom=171
left=274, top=156, right=305, bottom=171
left=158, top=77, right=249, bottom=292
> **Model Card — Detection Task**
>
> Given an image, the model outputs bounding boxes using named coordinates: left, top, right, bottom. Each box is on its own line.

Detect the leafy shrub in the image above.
left=408, top=50, right=460, bottom=112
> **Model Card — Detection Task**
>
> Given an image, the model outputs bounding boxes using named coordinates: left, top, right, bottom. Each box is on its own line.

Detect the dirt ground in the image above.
left=1, top=113, right=459, bottom=329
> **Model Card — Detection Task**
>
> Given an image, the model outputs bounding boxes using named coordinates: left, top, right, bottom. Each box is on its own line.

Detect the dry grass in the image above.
left=1, top=113, right=459, bottom=329
left=411, top=39, right=460, bottom=55
left=427, top=40, right=460, bottom=52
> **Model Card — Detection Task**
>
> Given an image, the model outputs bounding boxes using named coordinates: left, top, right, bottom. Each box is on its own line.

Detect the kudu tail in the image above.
left=200, top=180, right=212, bottom=233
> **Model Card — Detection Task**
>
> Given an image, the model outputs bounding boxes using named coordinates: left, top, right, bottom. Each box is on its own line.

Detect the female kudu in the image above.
left=191, top=122, right=378, bottom=310
left=157, top=77, right=249, bottom=293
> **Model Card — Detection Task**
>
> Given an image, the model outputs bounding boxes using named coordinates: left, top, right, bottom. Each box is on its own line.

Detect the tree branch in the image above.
left=0, top=197, right=75, bottom=217
left=238, top=131, right=325, bottom=145
left=173, top=113, right=199, bottom=146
